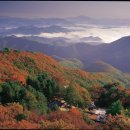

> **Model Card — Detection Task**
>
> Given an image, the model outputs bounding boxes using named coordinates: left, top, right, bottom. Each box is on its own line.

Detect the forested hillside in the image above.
left=0, top=48, right=130, bottom=129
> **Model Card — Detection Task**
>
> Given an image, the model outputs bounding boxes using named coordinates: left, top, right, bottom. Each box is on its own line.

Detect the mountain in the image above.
left=0, top=16, right=73, bottom=27
left=1, top=16, right=130, bottom=29
left=1, top=15, right=130, bottom=130
left=1, top=49, right=130, bottom=129
left=59, top=58, right=84, bottom=69
left=0, top=35, right=130, bottom=73
left=0, top=49, right=92, bottom=129
left=87, top=36, right=130, bottom=72
left=0, top=48, right=130, bottom=87
left=68, top=16, right=130, bottom=26
left=0, top=36, right=50, bottom=51
left=86, top=60, right=121, bottom=73
left=26, top=36, right=72, bottom=46
left=79, top=36, right=103, bottom=44
left=70, top=36, right=130, bottom=73
left=0, top=25, right=72, bottom=36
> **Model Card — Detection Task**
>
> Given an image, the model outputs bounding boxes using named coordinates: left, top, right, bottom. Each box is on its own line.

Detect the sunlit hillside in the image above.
left=0, top=48, right=130, bottom=129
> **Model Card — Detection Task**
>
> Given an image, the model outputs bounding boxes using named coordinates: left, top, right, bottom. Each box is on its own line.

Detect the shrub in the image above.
left=15, top=114, right=27, bottom=121
left=47, top=111, right=88, bottom=129
left=51, top=104, right=59, bottom=111
left=123, top=109, right=130, bottom=118
left=105, top=114, right=130, bottom=130
left=3, top=48, right=11, bottom=53
left=82, top=112, right=94, bottom=125
left=41, top=119, right=75, bottom=129
left=13, top=56, right=37, bottom=74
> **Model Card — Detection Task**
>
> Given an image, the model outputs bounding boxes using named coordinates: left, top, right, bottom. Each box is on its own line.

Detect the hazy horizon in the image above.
left=0, top=1, right=130, bottom=43
left=0, top=1, right=130, bottom=19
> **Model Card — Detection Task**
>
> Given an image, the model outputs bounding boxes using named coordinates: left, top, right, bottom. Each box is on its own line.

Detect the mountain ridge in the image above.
left=0, top=35, right=130, bottom=72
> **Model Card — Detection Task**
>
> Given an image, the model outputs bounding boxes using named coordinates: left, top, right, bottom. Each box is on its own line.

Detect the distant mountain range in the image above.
left=0, top=35, right=130, bottom=73
left=79, top=36, right=103, bottom=45
left=27, top=36, right=72, bottom=46
left=0, top=25, right=72, bottom=35
left=1, top=16, right=130, bottom=44
left=0, top=16, right=73, bottom=27
left=86, top=60, right=121, bottom=73
left=68, top=16, right=130, bottom=26
left=0, top=16, right=130, bottom=27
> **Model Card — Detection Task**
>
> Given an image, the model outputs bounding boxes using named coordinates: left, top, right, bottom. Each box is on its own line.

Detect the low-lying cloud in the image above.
left=37, top=26, right=130, bottom=43
left=8, top=25, right=130, bottom=43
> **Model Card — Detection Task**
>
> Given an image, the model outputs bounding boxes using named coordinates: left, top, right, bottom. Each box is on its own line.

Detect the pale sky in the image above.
left=0, top=1, right=130, bottom=19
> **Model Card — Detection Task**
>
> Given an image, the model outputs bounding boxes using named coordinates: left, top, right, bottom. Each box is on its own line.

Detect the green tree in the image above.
left=107, top=100, right=124, bottom=115
left=64, top=85, right=84, bottom=108
left=0, top=81, right=27, bottom=104
left=26, top=73, right=60, bottom=99
left=0, top=81, right=48, bottom=114
left=26, top=85, right=48, bottom=114
left=98, top=83, right=125, bottom=107
left=36, top=91, right=48, bottom=114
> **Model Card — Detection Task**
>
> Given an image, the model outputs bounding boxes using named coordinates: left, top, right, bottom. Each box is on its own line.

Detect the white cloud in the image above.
left=13, top=25, right=130, bottom=43
left=38, top=32, right=66, bottom=38
left=38, top=26, right=130, bottom=43
left=14, top=34, right=32, bottom=37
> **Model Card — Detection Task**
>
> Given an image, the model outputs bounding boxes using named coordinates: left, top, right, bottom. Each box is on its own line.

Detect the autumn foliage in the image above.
left=104, top=114, right=130, bottom=130
left=0, top=103, right=95, bottom=129
left=0, top=49, right=130, bottom=129
left=47, top=110, right=89, bottom=129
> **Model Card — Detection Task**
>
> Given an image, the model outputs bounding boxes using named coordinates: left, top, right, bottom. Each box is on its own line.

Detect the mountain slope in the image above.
left=0, top=35, right=130, bottom=73
left=86, top=60, right=121, bottom=73
left=59, top=58, right=84, bottom=69
left=0, top=49, right=130, bottom=89
left=0, top=49, right=65, bottom=85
